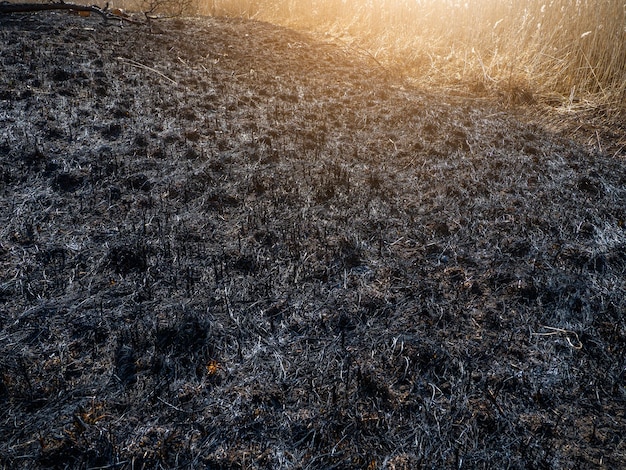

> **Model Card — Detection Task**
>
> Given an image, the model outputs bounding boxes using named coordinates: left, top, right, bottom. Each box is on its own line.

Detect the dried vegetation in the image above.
left=210, top=0, right=626, bottom=120
left=0, top=11, right=625, bottom=469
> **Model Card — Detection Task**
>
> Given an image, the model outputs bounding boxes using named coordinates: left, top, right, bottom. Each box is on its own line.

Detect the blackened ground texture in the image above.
left=1, top=11, right=625, bottom=470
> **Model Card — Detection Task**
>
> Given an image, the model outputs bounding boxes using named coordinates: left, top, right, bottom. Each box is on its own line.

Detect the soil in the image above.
left=1, top=11, right=625, bottom=470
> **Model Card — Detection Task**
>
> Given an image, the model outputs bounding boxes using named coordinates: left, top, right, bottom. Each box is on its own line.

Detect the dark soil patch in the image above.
left=1, top=11, right=625, bottom=469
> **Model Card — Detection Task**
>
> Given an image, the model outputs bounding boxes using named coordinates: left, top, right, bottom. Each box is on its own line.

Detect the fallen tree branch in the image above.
left=0, top=2, right=143, bottom=24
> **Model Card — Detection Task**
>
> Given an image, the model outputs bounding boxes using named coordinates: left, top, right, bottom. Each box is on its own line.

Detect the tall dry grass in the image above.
left=200, top=0, right=626, bottom=113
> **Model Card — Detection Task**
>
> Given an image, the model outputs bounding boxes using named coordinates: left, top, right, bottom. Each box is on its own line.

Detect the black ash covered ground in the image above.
left=1, top=12, right=625, bottom=469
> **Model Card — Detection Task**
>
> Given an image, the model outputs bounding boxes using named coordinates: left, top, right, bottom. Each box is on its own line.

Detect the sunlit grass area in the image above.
left=198, top=0, right=625, bottom=113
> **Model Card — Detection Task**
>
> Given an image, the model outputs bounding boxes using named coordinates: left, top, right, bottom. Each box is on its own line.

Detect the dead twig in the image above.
left=0, top=2, right=143, bottom=25
left=532, top=326, right=583, bottom=350
left=116, top=56, right=178, bottom=85
left=324, top=33, right=394, bottom=79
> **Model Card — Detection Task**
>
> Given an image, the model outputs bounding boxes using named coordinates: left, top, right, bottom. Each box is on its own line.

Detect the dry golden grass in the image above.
left=198, top=0, right=625, bottom=114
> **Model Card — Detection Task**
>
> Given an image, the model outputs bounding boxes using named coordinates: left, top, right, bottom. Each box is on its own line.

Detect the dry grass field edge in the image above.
left=205, top=0, right=626, bottom=115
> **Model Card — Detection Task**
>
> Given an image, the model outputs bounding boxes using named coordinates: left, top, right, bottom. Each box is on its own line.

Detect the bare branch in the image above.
left=0, top=2, right=143, bottom=24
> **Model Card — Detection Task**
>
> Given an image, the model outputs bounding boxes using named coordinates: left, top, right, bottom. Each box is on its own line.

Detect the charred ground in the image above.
left=0, top=12, right=625, bottom=469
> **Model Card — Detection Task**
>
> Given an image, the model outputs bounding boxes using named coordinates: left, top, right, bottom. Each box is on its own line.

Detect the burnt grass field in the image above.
left=1, top=11, right=626, bottom=469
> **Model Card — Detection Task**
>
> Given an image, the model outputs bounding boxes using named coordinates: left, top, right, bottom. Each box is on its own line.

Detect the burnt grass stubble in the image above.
left=0, top=11, right=625, bottom=470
